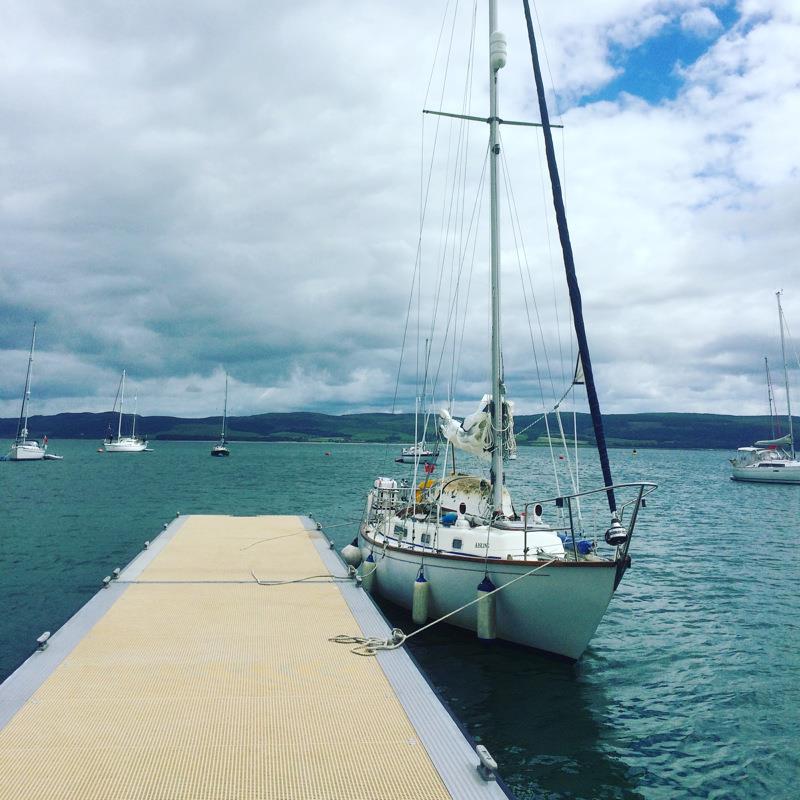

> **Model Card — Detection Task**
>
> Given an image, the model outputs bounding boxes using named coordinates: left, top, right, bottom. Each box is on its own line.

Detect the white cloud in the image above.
left=680, top=8, right=723, bottom=37
left=1, top=0, right=799, bottom=421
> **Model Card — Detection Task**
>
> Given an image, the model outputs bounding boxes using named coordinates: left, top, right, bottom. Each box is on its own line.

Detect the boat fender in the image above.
left=441, top=512, right=457, bottom=527
left=412, top=570, right=430, bottom=625
left=360, top=553, right=376, bottom=594
left=476, top=744, right=498, bottom=781
left=341, top=541, right=362, bottom=568
left=476, top=576, right=497, bottom=641
left=604, top=518, right=628, bottom=546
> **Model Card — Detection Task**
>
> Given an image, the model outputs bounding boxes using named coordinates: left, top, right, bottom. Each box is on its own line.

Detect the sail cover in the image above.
left=754, top=433, right=792, bottom=448
left=439, top=395, right=514, bottom=461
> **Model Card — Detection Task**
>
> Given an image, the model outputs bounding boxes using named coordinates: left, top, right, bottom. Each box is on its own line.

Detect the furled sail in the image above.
left=439, top=395, right=515, bottom=461
left=754, top=433, right=792, bottom=448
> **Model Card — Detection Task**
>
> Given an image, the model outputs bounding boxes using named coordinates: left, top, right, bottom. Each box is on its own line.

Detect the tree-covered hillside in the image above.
left=0, top=410, right=792, bottom=450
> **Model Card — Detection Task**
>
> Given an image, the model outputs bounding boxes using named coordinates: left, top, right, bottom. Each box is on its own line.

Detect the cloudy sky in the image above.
left=1, top=0, right=799, bottom=420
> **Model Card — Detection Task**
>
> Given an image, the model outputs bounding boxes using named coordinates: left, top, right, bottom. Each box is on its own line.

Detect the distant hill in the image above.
left=0, top=410, right=793, bottom=450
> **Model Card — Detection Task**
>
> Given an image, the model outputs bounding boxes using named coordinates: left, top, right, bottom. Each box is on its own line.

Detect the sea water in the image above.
left=1, top=441, right=798, bottom=799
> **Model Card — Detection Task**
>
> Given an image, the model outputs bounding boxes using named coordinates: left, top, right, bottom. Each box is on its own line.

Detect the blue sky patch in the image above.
left=580, top=3, right=740, bottom=106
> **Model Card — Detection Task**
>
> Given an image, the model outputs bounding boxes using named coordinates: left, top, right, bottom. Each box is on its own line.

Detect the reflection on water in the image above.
left=2, top=442, right=799, bottom=799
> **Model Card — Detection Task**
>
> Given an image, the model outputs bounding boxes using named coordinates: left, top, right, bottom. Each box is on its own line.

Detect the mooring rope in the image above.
left=249, top=566, right=358, bottom=586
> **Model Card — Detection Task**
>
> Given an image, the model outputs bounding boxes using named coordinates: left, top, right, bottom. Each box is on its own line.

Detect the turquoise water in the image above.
left=2, top=441, right=799, bottom=799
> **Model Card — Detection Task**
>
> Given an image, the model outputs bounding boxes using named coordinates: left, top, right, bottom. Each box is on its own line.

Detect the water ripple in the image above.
left=1, top=443, right=798, bottom=798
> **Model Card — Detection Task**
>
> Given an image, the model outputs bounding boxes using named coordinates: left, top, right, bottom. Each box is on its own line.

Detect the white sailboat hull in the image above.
left=359, top=531, right=617, bottom=661
left=104, top=437, right=148, bottom=453
left=395, top=453, right=438, bottom=464
left=8, top=442, right=46, bottom=461
left=731, top=462, right=800, bottom=484
left=396, top=444, right=439, bottom=463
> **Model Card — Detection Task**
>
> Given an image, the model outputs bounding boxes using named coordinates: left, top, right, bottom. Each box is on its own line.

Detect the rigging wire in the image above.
left=529, top=0, right=574, bottom=394
left=386, top=0, right=461, bottom=472
left=429, top=148, right=489, bottom=417
left=498, top=139, right=575, bottom=498
left=421, top=0, right=479, bottom=447
left=498, top=130, right=563, bottom=409
left=449, top=0, right=480, bottom=414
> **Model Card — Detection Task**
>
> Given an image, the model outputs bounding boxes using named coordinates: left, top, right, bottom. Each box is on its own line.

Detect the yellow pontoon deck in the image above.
left=0, top=515, right=511, bottom=799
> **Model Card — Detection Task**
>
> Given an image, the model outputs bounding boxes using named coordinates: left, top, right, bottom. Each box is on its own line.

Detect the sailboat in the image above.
left=355, top=0, right=655, bottom=661
left=211, top=373, right=230, bottom=457
left=103, top=370, right=149, bottom=452
left=396, top=441, right=439, bottom=464
left=730, top=291, right=800, bottom=483
left=8, top=323, right=61, bottom=461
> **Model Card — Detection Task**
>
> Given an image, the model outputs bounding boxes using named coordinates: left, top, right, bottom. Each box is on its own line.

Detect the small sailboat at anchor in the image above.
left=211, top=373, right=231, bottom=457
left=730, top=291, right=800, bottom=484
left=396, top=441, right=439, bottom=464
left=8, top=322, right=62, bottom=461
left=354, top=0, right=656, bottom=661
left=103, top=370, right=149, bottom=452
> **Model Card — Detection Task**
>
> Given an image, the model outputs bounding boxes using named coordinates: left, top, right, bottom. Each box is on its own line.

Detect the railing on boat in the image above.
left=522, top=481, right=657, bottom=563
left=362, top=479, right=657, bottom=572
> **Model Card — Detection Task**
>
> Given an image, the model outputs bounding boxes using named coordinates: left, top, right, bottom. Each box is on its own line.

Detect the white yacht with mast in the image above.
left=396, top=442, right=439, bottom=463
left=354, top=0, right=655, bottom=661
left=731, top=291, right=800, bottom=483
left=103, top=370, right=148, bottom=452
left=211, top=373, right=230, bottom=457
left=8, top=323, right=61, bottom=461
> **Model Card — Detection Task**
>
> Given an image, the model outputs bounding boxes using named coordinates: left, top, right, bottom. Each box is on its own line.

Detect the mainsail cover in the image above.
left=754, top=433, right=792, bottom=448
left=439, top=395, right=514, bottom=461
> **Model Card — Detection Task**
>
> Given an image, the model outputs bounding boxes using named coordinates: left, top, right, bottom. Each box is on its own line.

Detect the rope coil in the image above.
left=328, top=628, right=407, bottom=657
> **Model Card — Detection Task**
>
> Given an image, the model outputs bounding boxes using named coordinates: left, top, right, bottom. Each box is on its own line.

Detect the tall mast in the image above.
left=118, top=370, right=126, bottom=439
left=132, top=395, right=138, bottom=438
left=222, top=372, right=228, bottom=441
left=777, top=291, right=795, bottom=459
left=489, top=0, right=507, bottom=515
left=522, top=0, right=617, bottom=514
left=765, top=356, right=777, bottom=438
left=16, top=322, right=37, bottom=443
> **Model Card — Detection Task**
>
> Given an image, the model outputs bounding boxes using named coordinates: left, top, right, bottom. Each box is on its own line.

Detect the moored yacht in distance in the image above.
left=211, top=372, right=230, bottom=457
left=730, top=292, right=800, bottom=484
left=730, top=437, right=800, bottom=483
left=396, top=441, right=438, bottom=464
left=8, top=322, right=61, bottom=461
left=103, top=370, right=149, bottom=452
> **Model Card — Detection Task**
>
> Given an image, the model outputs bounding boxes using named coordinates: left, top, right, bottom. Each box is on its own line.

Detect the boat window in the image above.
left=759, top=462, right=784, bottom=468
left=421, top=534, right=431, bottom=544
left=452, top=538, right=462, bottom=550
